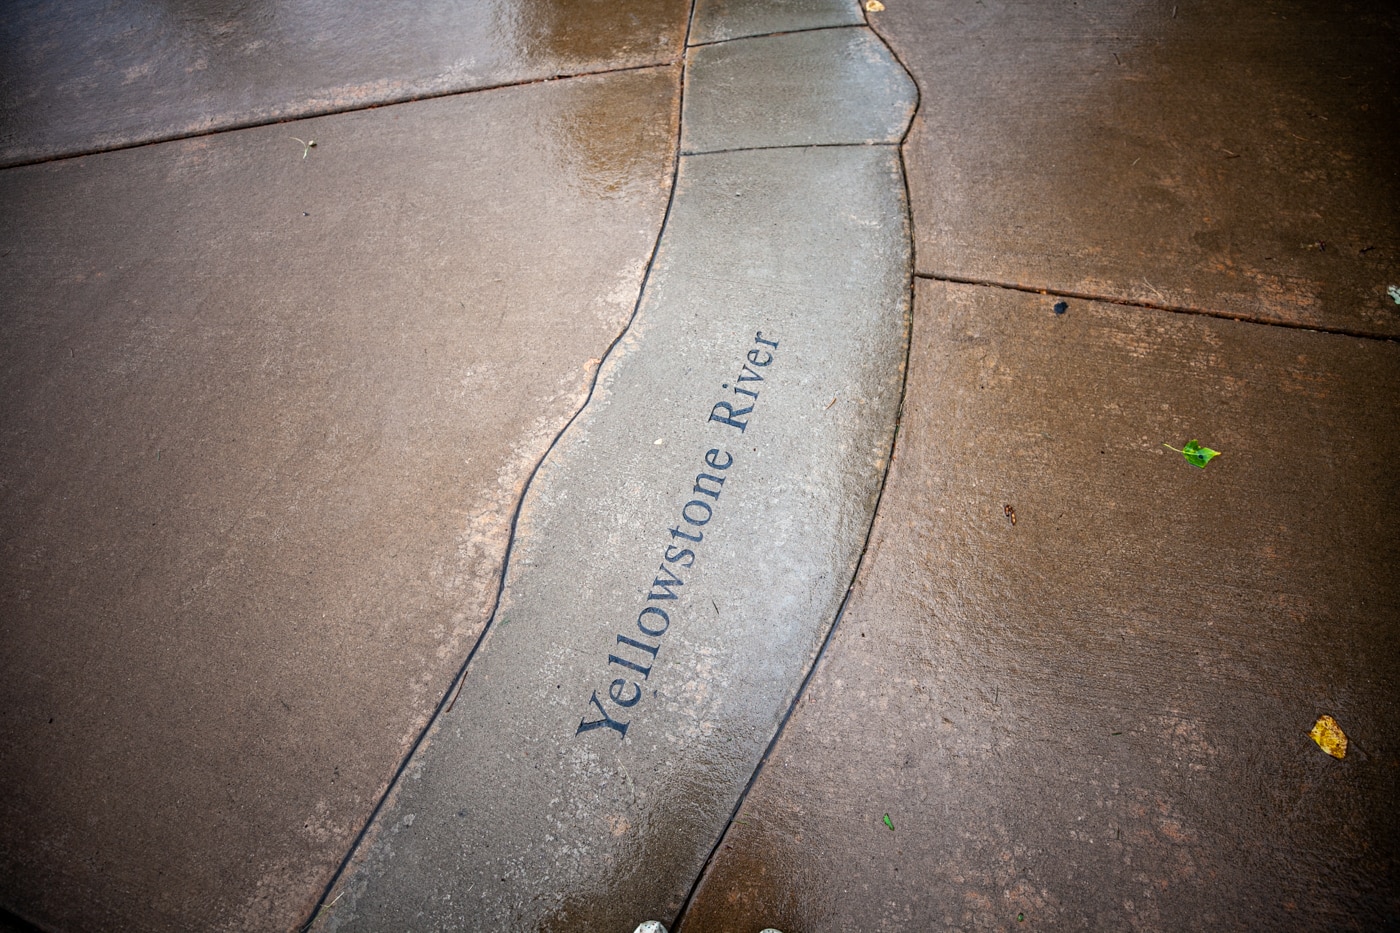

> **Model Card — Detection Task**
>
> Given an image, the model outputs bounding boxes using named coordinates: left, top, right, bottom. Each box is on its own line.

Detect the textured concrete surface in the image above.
left=873, top=0, right=1400, bottom=337
left=5, top=0, right=1399, bottom=930
left=324, top=147, right=910, bottom=933
left=0, top=0, right=688, bottom=166
left=683, top=281, right=1400, bottom=930
left=317, top=16, right=915, bottom=928
left=684, top=28, right=916, bottom=153
left=685, top=0, right=1400, bottom=929
left=690, top=0, right=864, bottom=45
left=0, top=66, right=679, bottom=933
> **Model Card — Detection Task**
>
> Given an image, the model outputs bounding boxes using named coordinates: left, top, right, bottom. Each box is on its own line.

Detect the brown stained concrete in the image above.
left=0, top=67, right=678, bottom=933
left=683, top=280, right=1400, bottom=931
left=0, top=0, right=688, bottom=166
left=870, top=0, right=1400, bottom=337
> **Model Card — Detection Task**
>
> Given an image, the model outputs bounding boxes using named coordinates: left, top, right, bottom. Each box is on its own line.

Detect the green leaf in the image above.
left=882, top=813, right=894, bottom=831
left=1164, top=439, right=1221, bottom=468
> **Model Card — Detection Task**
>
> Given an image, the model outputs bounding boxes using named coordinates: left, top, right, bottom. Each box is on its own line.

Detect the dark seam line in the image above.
left=673, top=13, right=923, bottom=930
left=0, top=61, right=677, bottom=171
left=293, top=9, right=698, bottom=930
left=686, top=21, right=868, bottom=49
left=920, top=273, right=1399, bottom=342
left=682, top=140, right=902, bottom=157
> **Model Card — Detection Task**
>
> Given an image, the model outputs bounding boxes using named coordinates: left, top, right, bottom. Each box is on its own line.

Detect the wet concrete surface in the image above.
left=0, top=66, right=678, bottom=933
left=683, top=280, right=1400, bottom=931
left=683, top=27, right=916, bottom=154
left=872, top=0, right=1400, bottom=337
left=5, top=0, right=1399, bottom=929
left=0, top=0, right=687, bottom=166
left=685, top=1, right=1400, bottom=929
left=322, top=145, right=910, bottom=933
left=317, top=16, right=915, bottom=930
left=690, top=0, right=864, bottom=45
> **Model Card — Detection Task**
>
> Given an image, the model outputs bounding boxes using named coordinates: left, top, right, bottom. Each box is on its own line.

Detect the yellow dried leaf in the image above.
left=866, top=0, right=885, bottom=10
left=1309, top=714, right=1347, bottom=759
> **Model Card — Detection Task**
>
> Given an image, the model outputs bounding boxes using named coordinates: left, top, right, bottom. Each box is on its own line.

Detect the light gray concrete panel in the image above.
left=683, top=28, right=916, bottom=153
left=0, top=0, right=689, bottom=166
left=0, top=67, right=678, bottom=933
left=684, top=281, right=1400, bottom=930
left=320, top=144, right=911, bottom=932
left=690, top=0, right=865, bottom=45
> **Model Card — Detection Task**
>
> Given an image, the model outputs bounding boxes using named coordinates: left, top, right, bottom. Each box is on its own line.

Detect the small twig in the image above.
left=1112, top=51, right=1122, bottom=66
left=824, top=396, right=838, bottom=410
left=445, top=675, right=466, bottom=712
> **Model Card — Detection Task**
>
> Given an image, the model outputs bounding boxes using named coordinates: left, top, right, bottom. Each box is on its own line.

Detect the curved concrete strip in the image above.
left=682, top=27, right=917, bottom=153
left=690, top=0, right=864, bottom=45
left=319, top=18, right=916, bottom=933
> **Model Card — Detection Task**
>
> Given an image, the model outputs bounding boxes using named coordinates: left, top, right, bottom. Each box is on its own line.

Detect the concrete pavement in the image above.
left=686, top=1, right=1400, bottom=929
left=1, top=5, right=684, bottom=930
left=2, top=0, right=1397, bottom=931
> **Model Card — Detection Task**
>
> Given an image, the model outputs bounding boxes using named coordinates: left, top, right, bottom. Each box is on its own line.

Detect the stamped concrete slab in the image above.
left=683, top=28, right=917, bottom=153
left=683, top=280, right=1400, bottom=930
left=872, top=0, right=1400, bottom=337
left=318, top=144, right=911, bottom=933
left=690, top=0, right=864, bottom=45
left=0, top=67, right=678, bottom=933
left=0, top=0, right=688, bottom=166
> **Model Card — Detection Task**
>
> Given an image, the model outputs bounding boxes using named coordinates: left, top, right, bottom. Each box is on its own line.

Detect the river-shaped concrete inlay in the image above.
left=320, top=13, right=914, bottom=932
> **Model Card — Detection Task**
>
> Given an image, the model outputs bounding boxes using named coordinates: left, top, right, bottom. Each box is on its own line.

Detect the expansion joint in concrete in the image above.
left=687, top=22, right=872, bottom=49
left=919, top=272, right=1400, bottom=343
left=0, top=61, right=681, bottom=171
left=681, top=140, right=903, bottom=157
